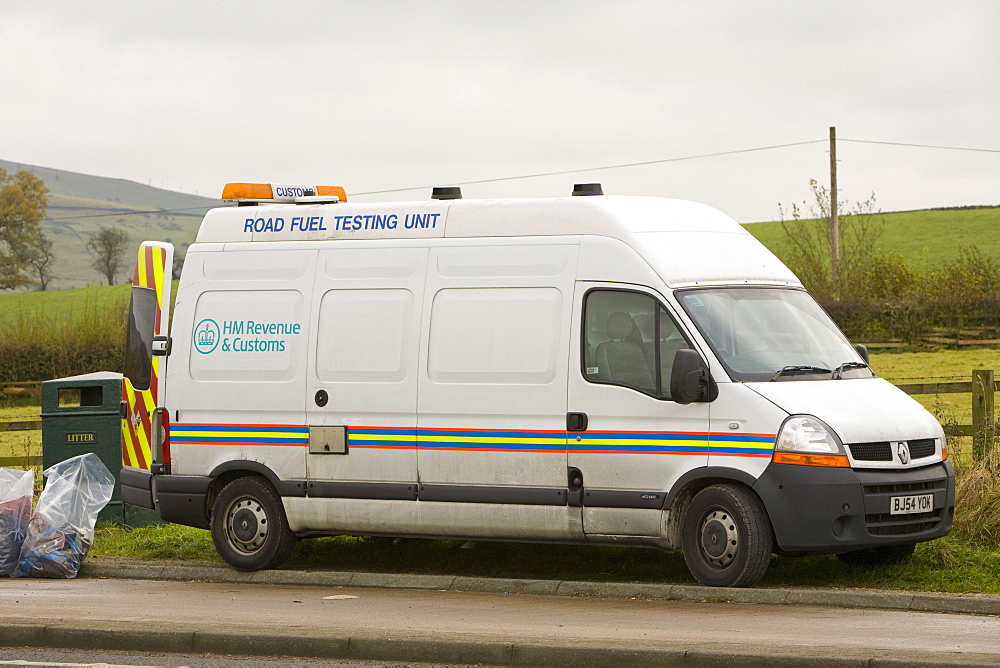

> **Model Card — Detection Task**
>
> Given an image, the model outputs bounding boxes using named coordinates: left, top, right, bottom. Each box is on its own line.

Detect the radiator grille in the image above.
left=908, top=438, right=936, bottom=459
left=866, top=512, right=940, bottom=536
left=862, top=475, right=948, bottom=537
left=848, top=438, right=938, bottom=462
left=849, top=441, right=891, bottom=461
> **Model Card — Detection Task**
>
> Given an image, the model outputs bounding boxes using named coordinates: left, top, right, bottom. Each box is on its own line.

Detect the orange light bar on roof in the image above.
left=222, top=183, right=274, bottom=201
left=221, top=183, right=347, bottom=203
left=315, top=186, right=347, bottom=201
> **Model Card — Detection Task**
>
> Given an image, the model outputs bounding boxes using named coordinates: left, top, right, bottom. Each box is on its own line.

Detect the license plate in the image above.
left=890, top=493, right=934, bottom=515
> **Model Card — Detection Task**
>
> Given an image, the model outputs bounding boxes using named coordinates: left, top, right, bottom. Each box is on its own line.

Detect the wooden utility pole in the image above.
left=972, top=369, right=996, bottom=461
left=829, top=126, right=840, bottom=300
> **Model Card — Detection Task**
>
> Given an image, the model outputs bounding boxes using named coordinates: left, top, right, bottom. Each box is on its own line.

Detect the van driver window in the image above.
left=583, top=290, right=691, bottom=399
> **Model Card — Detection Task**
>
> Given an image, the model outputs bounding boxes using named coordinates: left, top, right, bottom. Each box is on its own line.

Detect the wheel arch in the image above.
left=205, top=460, right=305, bottom=522
left=661, top=467, right=763, bottom=549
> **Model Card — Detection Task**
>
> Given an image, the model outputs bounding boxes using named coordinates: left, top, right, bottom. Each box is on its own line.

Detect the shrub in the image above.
left=950, top=424, right=1000, bottom=549
left=0, top=296, right=126, bottom=382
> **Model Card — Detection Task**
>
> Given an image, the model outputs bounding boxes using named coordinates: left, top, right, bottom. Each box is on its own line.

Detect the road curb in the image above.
left=79, top=560, right=1000, bottom=617
left=3, top=617, right=998, bottom=666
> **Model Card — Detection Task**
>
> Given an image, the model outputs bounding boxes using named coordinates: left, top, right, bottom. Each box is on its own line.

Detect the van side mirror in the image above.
left=854, top=343, right=869, bottom=365
left=670, top=349, right=718, bottom=405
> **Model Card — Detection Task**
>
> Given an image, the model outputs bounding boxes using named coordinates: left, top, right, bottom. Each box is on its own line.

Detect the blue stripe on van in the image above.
left=170, top=423, right=775, bottom=456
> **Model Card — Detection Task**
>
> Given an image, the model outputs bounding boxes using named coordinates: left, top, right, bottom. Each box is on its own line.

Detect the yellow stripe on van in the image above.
left=152, top=245, right=165, bottom=301
left=136, top=247, right=148, bottom=288
left=171, top=429, right=307, bottom=440
left=580, top=437, right=707, bottom=448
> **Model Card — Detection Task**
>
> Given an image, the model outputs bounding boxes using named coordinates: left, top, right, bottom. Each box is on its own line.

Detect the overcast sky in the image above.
left=2, top=1, right=998, bottom=222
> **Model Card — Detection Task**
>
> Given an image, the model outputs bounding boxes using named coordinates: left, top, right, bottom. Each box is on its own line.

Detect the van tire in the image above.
left=836, top=543, right=915, bottom=567
left=681, top=484, right=772, bottom=587
left=211, top=476, right=296, bottom=571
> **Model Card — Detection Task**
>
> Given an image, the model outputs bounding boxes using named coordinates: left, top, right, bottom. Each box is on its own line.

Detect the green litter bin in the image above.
left=41, top=371, right=159, bottom=526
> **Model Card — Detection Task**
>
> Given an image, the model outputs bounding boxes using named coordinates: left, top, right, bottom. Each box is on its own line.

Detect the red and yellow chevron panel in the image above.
left=121, top=243, right=170, bottom=471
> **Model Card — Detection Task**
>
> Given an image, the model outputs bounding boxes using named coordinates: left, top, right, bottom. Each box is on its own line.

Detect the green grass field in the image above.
left=870, top=347, right=1000, bottom=427
left=744, top=206, right=1000, bottom=267
left=0, top=283, right=130, bottom=321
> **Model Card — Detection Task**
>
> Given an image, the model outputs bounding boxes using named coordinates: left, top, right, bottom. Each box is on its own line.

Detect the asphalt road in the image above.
left=3, top=577, right=1000, bottom=666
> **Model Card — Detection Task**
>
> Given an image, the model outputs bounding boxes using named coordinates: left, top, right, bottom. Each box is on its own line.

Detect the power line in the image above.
left=41, top=204, right=225, bottom=223
left=840, top=138, right=1000, bottom=154
left=35, top=135, right=1000, bottom=222
left=354, top=139, right=828, bottom=196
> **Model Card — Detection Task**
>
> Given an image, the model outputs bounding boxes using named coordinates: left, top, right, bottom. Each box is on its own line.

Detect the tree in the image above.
left=0, top=168, right=49, bottom=290
left=929, top=246, right=1000, bottom=345
left=777, top=180, right=886, bottom=302
left=172, top=250, right=185, bottom=280
left=87, top=226, right=130, bottom=286
left=26, top=234, right=56, bottom=290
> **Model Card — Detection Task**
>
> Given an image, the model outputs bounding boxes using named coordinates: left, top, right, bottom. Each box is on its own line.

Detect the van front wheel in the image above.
left=211, top=476, right=296, bottom=571
left=681, top=484, right=773, bottom=587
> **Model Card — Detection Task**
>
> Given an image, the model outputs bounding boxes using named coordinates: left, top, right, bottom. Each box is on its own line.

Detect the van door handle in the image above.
left=567, top=412, right=588, bottom=432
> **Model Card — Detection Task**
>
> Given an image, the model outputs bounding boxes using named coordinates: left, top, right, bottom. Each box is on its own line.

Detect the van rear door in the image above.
left=120, top=241, right=174, bottom=509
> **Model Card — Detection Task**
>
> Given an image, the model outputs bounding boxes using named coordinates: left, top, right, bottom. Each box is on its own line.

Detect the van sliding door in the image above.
left=304, top=246, right=425, bottom=498
left=415, top=243, right=579, bottom=539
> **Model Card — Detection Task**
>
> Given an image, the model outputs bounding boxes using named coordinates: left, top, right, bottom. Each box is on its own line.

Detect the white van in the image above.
left=120, top=182, right=954, bottom=587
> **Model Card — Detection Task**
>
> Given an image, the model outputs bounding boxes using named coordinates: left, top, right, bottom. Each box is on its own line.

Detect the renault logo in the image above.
left=896, top=441, right=911, bottom=465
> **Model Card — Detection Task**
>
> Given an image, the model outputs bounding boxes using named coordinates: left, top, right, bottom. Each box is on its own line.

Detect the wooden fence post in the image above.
left=972, top=369, right=996, bottom=461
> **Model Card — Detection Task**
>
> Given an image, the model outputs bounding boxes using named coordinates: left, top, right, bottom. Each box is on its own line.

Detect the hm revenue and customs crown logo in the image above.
left=194, top=319, right=221, bottom=354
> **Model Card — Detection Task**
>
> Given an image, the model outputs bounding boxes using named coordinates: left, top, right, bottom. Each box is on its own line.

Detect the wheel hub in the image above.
left=232, top=508, right=258, bottom=542
left=699, top=509, right=738, bottom=568
left=225, top=496, right=269, bottom=554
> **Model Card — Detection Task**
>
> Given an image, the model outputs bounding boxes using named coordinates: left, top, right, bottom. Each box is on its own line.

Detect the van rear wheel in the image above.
left=681, top=484, right=772, bottom=588
left=211, top=476, right=296, bottom=571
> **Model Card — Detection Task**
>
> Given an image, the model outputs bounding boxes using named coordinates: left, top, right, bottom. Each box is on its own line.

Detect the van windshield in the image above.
left=677, top=287, right=873, bottom=382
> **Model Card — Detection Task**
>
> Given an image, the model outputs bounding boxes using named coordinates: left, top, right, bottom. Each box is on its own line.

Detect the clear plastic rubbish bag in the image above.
left=13, top=453, right=114, bottom=579
left=0, top=468, right=34, bottom=576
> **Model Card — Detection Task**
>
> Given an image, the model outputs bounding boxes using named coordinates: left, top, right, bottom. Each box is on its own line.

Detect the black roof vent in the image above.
left=572, top=183, right=604, bottom=196
left=431, top=186, right=463, bottom=200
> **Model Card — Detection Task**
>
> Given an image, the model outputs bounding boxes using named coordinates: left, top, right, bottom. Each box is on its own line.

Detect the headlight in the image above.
left=775, top=416, right=844, bottom=454
left=773, top=416, right=849, bottom=467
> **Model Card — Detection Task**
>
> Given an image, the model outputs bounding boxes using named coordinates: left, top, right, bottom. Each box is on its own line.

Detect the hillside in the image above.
left=1, top=159, right=219, bottom=289
left=744, top=206, right=1000, bottom=268
left=2, top=158, right=997, bottom=290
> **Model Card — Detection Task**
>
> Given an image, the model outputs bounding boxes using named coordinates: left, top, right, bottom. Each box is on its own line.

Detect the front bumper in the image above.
left=753, top=460, right=954, bottom=552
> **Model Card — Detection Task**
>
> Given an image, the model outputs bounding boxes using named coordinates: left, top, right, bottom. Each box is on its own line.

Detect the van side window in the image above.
left=583, top=290, right=691, bottom=400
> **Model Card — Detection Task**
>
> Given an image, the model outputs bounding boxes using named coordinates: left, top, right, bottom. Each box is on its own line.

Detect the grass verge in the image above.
left=89, top=524, right=1000, bottom=594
